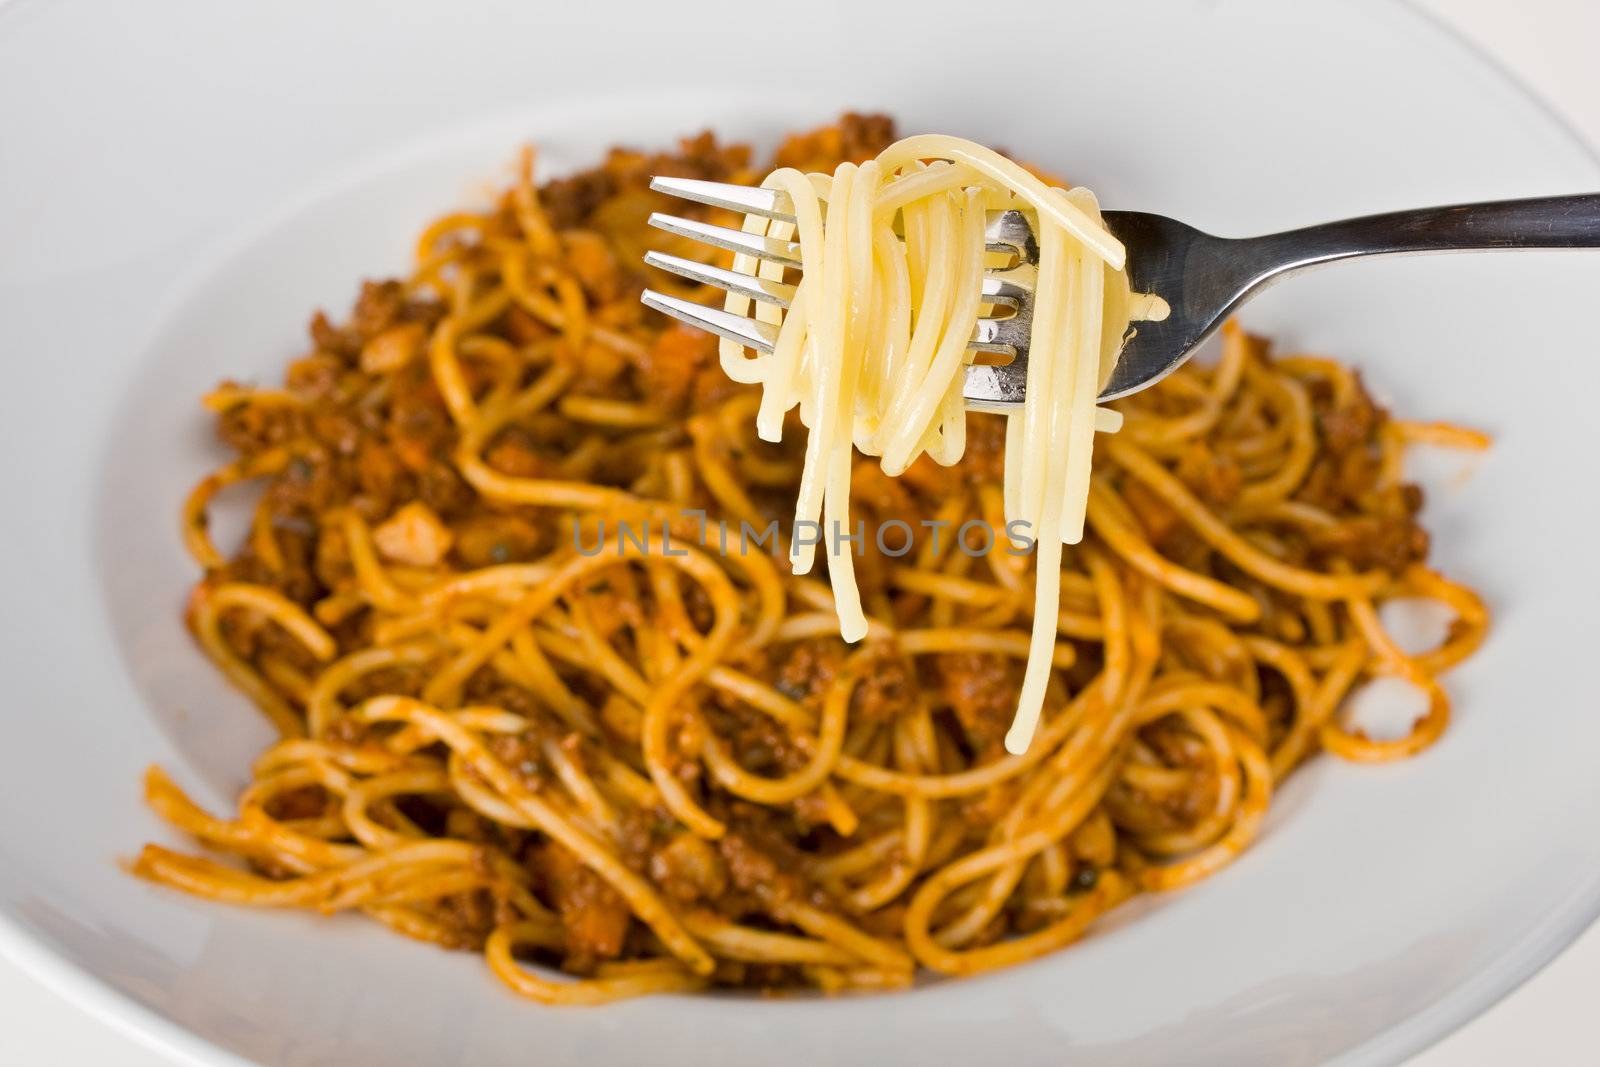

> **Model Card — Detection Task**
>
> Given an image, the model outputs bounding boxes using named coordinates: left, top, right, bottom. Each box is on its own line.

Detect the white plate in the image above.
left=3, top=1, right=1599, bottom=1064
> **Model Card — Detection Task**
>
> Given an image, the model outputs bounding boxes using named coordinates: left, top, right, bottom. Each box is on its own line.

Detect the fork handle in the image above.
left=1248, top=193, right=1600, bottom=281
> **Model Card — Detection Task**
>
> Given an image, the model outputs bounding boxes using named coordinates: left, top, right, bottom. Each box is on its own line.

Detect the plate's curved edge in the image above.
left=1344, top=874, right=1600, bottom=1067
left=1325, top=8, right=1600, bottom=1062
left=0, top=907, right=259, bottom=1067
left=0, top=2, right=1596, bottom=1066
left=1398, top=0, right=1600, bottom=173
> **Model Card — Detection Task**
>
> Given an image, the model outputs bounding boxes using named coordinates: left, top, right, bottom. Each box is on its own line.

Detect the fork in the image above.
left=640, top=177, right=1600, bottom=410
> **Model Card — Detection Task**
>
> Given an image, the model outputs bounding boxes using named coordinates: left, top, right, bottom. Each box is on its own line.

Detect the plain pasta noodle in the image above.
left=720, top=135, right=1150, bottom=753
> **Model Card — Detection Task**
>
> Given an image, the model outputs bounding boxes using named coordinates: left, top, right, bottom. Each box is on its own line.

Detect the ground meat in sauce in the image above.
left=529, top=841, right=632, bottom=972
left=714, top=820, right=814, bottom=914
left=850, top=646, right=917, bottom=722
left=635, top=324, right=720, bottom=413
left=649, top=831, right=729, bottom=904
left=484, top=729, right=547, bottom=792
left=773, top=639, right=844, bottom=709
left=936, top=651, right=1022, bottom=749
left=769, top=112, right=898, bottom=172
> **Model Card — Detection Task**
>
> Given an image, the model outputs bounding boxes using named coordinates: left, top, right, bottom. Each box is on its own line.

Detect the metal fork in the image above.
left=640, top=177, right=1600, bottom=409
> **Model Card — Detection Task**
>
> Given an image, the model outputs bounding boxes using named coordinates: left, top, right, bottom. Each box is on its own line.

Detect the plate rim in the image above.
left=1319, top=2, right=1600, bottom=1061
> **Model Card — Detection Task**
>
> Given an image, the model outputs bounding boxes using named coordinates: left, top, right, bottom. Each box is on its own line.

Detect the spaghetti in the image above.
left=135, top=115, right=1489, bottom=1004
left=720, top=136, right=1162, bottom=753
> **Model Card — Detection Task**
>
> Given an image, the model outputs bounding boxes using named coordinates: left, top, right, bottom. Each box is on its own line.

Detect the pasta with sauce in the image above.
left=135, top=115, right=1489, bottom=1003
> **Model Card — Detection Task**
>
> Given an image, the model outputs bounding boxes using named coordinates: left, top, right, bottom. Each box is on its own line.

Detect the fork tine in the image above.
left=643, top=251, right=796, bottom=308
left=641, top=289, right=779, bottom=353
left=648, top=213, right=803, bottom=268
left=980, top=271, right=1031, bottom=308
left=650, top=177, right=1040, bottom=252
left=650, top=176, right=796, bottom=221
left=970, top=316, right=1031, bottom=353
left=962, top=362, right=1028, bottom=413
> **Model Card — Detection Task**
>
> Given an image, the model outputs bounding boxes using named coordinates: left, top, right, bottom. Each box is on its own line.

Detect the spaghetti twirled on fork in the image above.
left=703, top=135, right=1167, bottom=753
left=137, top=116, right=1489, bottom=1003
